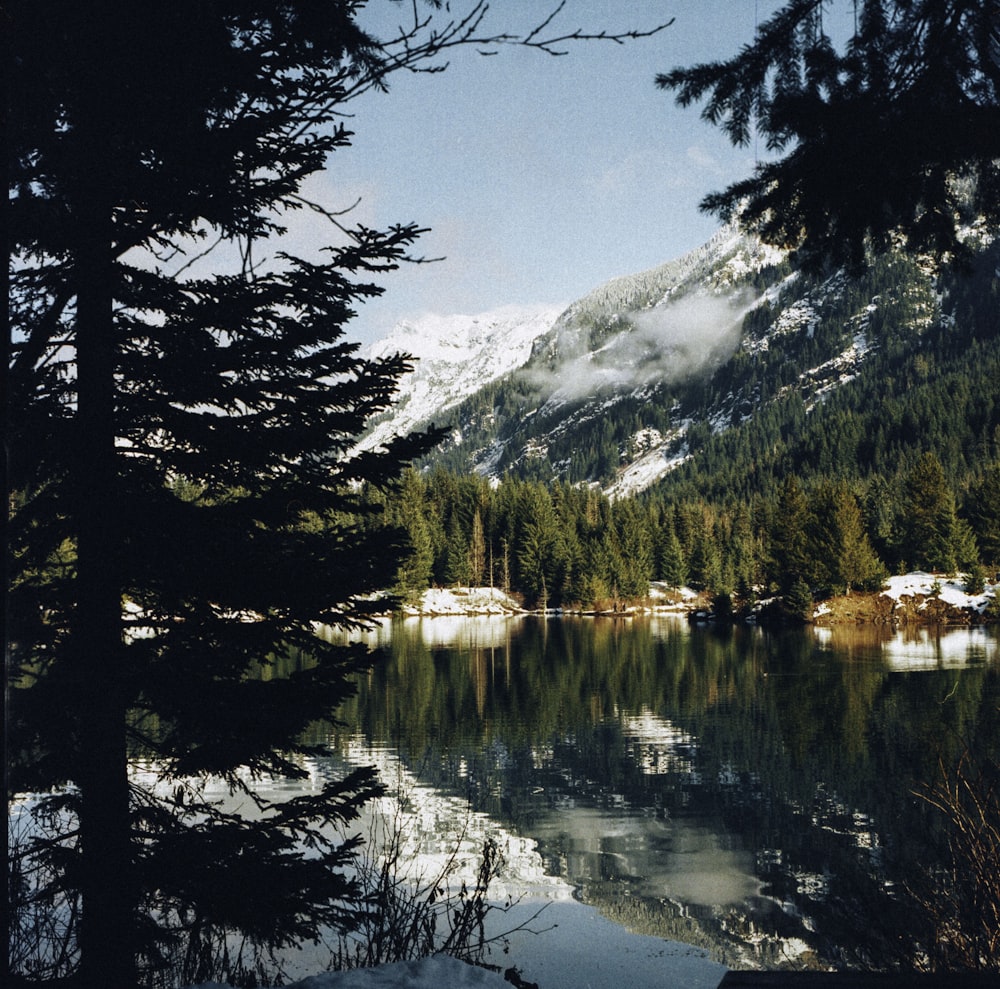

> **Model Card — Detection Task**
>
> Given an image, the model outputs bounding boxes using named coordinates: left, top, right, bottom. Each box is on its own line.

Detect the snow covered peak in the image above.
left=366, top=304, right=564, bottom=364
left=358, top=304, right=564, bottom=452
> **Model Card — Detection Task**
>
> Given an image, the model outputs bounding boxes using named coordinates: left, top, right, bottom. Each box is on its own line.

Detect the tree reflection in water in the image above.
left=318, top=616, right=1000, bottom=971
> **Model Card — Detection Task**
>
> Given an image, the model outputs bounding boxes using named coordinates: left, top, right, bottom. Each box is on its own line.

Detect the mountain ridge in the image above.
left=362, top=223, right=998, bottom=508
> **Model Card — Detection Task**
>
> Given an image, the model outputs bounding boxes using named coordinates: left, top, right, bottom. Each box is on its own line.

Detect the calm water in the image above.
left=307, top=615, right=1000, bottom=971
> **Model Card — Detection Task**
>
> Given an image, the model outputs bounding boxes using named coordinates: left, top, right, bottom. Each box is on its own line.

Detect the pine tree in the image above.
left=966, top=463, right=1000, bottom=568
left=514, top=484, right=561, bottom=606
left=445, top=512, right=471, bottom=587
left=899, top=452, right=967, bottom=573
left=8, top=6, right=431, bottom=983
left=468, top=508, right=487, bottom=588
left=658, top=0, right=1000, bottom=269
left=771, top=475, right=813, bottom=594
left=809, top=480, right=884, bottom=595
left=7, top=4, right=672, bottom=984
left=614, top=501, right=655, bottom=598
left=657, top=516, right=688, bottom=588
left=391, top=470, right=436, bottom=603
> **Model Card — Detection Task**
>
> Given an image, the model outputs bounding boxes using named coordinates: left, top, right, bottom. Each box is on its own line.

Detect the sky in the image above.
left=273, top=1, right=784, bottom=347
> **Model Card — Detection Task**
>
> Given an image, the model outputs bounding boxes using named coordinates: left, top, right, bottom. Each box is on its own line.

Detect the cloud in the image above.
left=523, top=289, right=754, bottom=404
left=684, top=144, right=726, bottom=176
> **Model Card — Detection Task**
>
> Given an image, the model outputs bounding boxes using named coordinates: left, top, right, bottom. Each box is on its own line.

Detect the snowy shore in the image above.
left=401, top=574, right=998, bottom=624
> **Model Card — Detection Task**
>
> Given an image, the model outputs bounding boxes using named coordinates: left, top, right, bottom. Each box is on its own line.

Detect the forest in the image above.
left=373, top=450, right=1000, bottom=618
left=379, top=242, right=1000, bottom=617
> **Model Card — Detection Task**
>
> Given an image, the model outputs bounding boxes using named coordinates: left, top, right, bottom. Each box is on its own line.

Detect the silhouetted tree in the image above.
left=6, top=3, right=672, bottom=986
left=659, top=0, right=1000, bottom=269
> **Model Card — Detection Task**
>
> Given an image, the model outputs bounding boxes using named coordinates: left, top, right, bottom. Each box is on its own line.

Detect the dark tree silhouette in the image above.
left=658, top=0, right=1000, bottom=269
left=6, top=3, right=671, bottom=987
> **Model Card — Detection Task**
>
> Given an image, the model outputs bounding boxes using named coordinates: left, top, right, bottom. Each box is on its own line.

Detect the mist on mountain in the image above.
left=525, top=288, right=756, bottom=403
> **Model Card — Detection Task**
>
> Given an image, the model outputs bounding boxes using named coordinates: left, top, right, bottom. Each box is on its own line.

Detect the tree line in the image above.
left=378, top=452, right=1000, bottom=614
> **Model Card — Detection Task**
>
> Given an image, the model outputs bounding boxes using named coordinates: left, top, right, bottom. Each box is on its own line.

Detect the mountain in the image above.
left=357, top=304, right=564, bottom=453
left=366, top=223, right=999, bottom=505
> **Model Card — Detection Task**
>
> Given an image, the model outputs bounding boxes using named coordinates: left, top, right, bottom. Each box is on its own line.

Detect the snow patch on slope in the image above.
left=358, top=304, right=564, bottom=451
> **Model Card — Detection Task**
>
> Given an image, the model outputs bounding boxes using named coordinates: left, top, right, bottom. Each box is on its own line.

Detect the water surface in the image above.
left=310, top=616, right=1000, bottom=971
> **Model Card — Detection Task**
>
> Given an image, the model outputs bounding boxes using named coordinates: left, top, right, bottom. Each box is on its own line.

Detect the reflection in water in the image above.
left=319, top=617, right=1000, bottom=971
left=815, top=623, right=999, bottom=669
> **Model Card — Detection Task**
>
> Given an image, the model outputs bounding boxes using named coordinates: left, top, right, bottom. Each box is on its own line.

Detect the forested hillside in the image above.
left=376, top=236, right=1000, bottom=615
left=427, top=240, right=999, bottom=497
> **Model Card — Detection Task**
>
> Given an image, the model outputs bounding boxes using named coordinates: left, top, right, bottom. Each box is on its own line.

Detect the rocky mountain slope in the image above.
left=362, top=223, right=998, bottom=503
left=358, top=304, right=564, bottom=452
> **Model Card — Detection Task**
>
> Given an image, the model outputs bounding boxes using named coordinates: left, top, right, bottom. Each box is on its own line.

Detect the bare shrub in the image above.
left=333, top=791, right=548, bottom=973
left=912, top=750, right=1000, bottom=971
left=8, top=799, right=81, bottom=982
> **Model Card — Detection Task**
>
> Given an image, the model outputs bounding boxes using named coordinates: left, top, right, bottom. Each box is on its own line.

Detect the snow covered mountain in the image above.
left=359, top=224, right=779, bottom=460
left=361, top=222, right=996, bottom=502
left=357, top=304, right=564, bottom=452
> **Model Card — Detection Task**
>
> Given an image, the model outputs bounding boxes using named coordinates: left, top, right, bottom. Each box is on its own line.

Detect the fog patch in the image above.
left=524, top=289, right=755, bottom=404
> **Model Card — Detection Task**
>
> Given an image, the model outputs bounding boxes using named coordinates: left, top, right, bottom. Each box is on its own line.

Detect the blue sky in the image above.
left=286, top=2, right=773, bottom=346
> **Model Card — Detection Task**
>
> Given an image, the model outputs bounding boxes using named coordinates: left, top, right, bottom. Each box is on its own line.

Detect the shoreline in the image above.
left=395, top=573, right=999, bottom=627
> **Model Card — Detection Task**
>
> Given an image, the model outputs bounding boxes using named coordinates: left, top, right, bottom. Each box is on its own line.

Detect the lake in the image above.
left=300, top=615, right=1000, bottom=974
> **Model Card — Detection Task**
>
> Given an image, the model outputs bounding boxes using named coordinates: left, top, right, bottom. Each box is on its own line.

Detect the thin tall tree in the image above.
left=6, top=5, right=673, bottom=985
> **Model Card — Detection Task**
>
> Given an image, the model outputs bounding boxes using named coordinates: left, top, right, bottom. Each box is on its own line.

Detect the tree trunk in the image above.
left=73, top=64, right=135, bottom=989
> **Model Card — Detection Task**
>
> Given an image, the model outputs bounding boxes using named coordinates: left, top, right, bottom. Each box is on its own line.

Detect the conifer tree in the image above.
left=514, top=484, right=561, bottom=605
left=468, top=509, right=487, bottom=588
left=656, top=517, right=688, bottom=588
left=444, top=512, right=471, bottom=587
left=966, top=463, right=1000, bottom=568
left=391, top=470, right=436, bottom=603
left=771, top=475, right=813, bottom=594
left=899, top=452, right=971, bottom=572
left=809, top=480, right=884, bottom=595
left=659, top=0, right=1000, bottom=269
left=614, top=500, right=655, bottom=598
left=7, top=4, right=672, bottom=985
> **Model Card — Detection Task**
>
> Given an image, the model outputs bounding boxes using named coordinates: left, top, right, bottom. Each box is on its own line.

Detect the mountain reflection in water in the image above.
left=311, top=615, right=1000, bottom=971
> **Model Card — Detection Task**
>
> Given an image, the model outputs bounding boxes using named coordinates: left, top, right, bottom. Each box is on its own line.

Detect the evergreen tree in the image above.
left=771, top=475, right=813, bottom=594
left=899, top=452, right=967, bottom=572
left=809, top=480, right=885, bottom=595
left=391, top=470, right=435, bottom=603
left=7, top=4, right=671, bottom=984
left=966, top=463, right=1000, bottom=568
left=468, top=508, right=487, bottom=588
left=658, top=0, right=1000, bottom=269
left=444, top=512, right=471, bottom=586
left=614, top=500, right=655, bottom=598
left=514, top=484, right=561, bottom=605
left=656, top=515, right=688, bottom=588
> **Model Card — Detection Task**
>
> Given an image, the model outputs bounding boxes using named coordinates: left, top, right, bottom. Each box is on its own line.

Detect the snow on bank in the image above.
left=407, top=586, right=523, bottom=616
left=399, top=584, right=703, bottom=619
left=880, top=571, right=998, bottom=615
